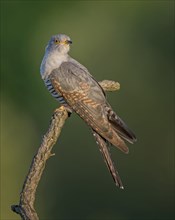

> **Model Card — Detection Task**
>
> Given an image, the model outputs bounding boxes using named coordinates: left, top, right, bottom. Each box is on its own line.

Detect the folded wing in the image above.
left=49, top=61, right=136, bottom=154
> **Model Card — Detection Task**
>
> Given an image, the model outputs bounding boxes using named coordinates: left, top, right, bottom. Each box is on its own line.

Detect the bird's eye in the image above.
left=54, top=39, right=59, bottom=44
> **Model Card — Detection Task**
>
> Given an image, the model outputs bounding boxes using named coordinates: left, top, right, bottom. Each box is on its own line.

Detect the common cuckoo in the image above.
left=40, top=34, right=137, bottom=189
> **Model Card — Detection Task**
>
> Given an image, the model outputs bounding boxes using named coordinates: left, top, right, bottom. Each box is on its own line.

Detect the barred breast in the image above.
left=44, top=78, right=66, bottom=104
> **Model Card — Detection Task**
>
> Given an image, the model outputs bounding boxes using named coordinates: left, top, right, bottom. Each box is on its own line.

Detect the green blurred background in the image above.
left=1, top=1, right=174, bottom=220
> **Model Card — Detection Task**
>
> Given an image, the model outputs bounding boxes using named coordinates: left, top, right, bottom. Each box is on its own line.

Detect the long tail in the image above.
left=92, top=130, right=124, bottom=189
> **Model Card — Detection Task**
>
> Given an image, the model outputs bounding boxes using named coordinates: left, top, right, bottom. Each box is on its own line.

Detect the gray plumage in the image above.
left=40, top=34, right=137, bottom=188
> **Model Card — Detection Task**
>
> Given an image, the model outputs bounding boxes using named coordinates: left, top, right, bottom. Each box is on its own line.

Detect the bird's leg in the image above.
left=61, top=104, right=73, bottom=117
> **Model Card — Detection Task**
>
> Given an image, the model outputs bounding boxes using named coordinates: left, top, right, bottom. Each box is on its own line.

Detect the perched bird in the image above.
left=40, top=34, right=137, bottom=189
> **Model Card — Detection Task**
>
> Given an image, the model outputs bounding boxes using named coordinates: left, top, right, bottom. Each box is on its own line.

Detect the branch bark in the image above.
left=11, top=80, right=120, bottom=220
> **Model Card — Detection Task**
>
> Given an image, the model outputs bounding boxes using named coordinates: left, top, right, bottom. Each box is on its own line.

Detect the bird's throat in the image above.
left=40, top=51, right=68, bottom=79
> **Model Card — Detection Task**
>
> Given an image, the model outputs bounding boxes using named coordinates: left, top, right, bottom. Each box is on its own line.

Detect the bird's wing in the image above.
left=106, top=107, right=137, bottom=144
left=49, top=61, right=130, bottom=153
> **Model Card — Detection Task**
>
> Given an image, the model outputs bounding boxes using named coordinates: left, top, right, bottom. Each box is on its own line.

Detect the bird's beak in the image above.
left=60, top=40, right=72, bottom=45
left=67, top=40, right=72, bottom=45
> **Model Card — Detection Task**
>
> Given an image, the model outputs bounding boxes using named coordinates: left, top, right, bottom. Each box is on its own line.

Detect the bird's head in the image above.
left=46, top=34, right=72, bottom=54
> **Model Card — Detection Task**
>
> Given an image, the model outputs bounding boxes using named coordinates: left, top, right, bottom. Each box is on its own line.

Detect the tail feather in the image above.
left=92, top=130, right=124, bottom=189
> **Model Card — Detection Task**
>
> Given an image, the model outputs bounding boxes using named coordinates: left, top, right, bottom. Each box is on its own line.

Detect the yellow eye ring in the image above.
left=54, top=39, right=60, bottom=44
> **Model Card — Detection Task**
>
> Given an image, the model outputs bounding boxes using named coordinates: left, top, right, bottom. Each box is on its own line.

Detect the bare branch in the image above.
left=99, top=80, right=120, bottom=91
left=11, top=106, right=68, bottom=220
left=11, top=80, right=120, bottom=220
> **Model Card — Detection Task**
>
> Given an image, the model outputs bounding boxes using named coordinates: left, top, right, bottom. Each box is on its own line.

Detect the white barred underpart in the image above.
left=44, top=79, right=66, bottom=104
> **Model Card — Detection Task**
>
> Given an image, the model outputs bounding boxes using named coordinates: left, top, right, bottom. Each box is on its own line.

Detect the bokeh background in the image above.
left=1, top=1, right=174, bottom=220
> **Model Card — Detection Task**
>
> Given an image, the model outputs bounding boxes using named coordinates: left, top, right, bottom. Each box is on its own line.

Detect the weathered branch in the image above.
left=11, top=107, right=68, bottom=220
left=99, top=80, right=120, bottom=91
left=11, top=80, right=120, bottom=220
